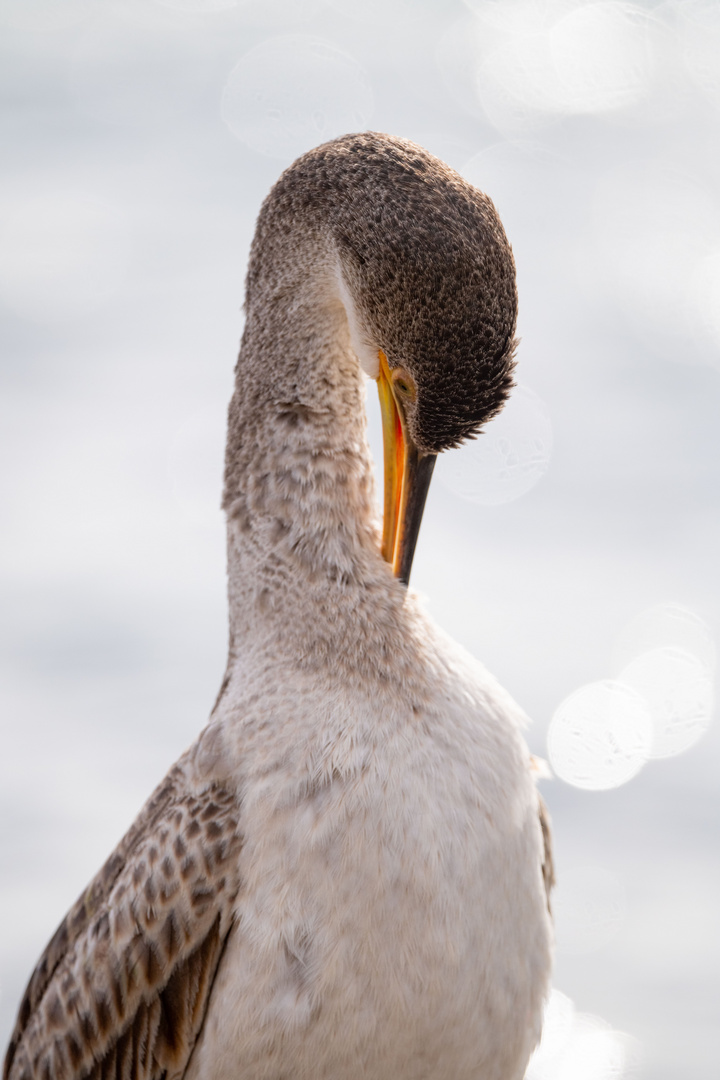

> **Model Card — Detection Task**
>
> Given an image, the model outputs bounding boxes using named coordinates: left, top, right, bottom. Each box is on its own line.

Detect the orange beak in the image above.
left=376, top=351, right=436, bottom=586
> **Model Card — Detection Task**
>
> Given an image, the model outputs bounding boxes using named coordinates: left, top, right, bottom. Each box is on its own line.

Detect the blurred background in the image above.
left=1, top=1, right=718, bottom=1077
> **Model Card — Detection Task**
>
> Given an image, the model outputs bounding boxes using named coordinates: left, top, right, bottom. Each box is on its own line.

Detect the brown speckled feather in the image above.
left=3, top=754, right=242, bottom=1080
left=538, top=797, right=555, bottom=913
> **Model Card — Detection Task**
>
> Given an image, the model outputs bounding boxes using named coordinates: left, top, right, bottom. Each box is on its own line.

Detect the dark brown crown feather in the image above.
left=251, top=132, right=518, bottom=453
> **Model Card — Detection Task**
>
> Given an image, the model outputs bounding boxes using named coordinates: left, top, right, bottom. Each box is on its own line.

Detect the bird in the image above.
left=4, top=132, right=553, bottom=1080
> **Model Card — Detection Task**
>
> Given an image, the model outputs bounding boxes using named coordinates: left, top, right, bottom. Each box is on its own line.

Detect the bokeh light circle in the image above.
left=618, top=647, right=714, bottom=759
left=221, top=36, right=374, bottom=160
left=611, top=602, right=716, bottom=675
left=548, top=680, right=652, bottom=790
left=437, top=384, right=552, bottom=505
left=527, top=988, right=639, bottom=1080
left=469, top=1, right=656, bottom=134
left=526, top=989, right=576, bottom=1078
left=550, top=2, right=656, bottom=115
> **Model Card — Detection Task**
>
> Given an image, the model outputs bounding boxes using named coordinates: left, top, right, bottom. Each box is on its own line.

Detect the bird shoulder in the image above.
left=4, top=752, right=242, bottom=1080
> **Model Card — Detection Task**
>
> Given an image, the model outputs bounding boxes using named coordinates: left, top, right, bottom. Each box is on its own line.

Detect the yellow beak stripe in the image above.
left=376, top=351, right=436, bottom=586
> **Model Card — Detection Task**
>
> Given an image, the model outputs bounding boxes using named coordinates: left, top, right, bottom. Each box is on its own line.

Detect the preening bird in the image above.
left=4, top=132, right=553, bottom=1080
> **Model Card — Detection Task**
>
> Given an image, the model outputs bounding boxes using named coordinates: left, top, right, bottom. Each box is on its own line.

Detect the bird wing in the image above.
left=538, top=794, right=555, bottom=913
left=3, top=750, right=242, bottom=1080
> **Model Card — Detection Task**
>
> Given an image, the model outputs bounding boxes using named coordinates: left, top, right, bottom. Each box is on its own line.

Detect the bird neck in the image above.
left=221, top=220, right=385, bottom=661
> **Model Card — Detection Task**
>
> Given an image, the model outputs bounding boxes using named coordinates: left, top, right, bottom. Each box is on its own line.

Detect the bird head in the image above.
left=328, top=133, right=518, bottom=585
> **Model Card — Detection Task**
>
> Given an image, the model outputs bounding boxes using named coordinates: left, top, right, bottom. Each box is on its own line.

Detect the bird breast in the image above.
left=186, top=627, right=552, bottom=1080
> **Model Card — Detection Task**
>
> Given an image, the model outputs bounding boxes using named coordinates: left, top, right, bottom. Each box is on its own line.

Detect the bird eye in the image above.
left=392, top=369, right=416, bottom=400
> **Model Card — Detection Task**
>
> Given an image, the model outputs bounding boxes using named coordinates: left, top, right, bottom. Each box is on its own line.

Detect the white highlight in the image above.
left=458, top=1, right=657, bottom=134
left=437, top=384, right=552, bottom=505
left=221, top=36, right=374, bottom=161
left=612, top=603, right=716, bottom=758
left=551, top=605, right=716, bottom=790
left=548, top=681, right=652, bottom=791
left=618, top=647, right=714, bottom=759
left=527, top=989, right=640, bottom=1080
left=550, top=3, right=655, bottom=113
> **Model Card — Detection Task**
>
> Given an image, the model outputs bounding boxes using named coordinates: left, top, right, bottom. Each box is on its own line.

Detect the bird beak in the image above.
left=377, top=351, right=437, bottom=587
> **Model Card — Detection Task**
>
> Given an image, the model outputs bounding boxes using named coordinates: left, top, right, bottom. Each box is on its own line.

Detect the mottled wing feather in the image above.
left=538, top=795, right=555, bottom=913
left=4, top=754, right=242, bottom=1080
